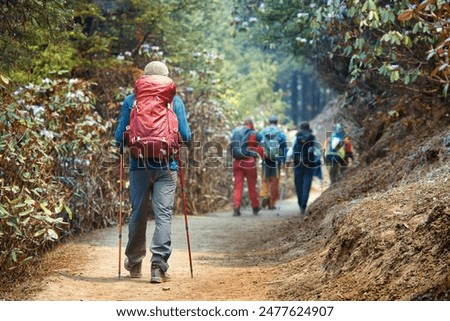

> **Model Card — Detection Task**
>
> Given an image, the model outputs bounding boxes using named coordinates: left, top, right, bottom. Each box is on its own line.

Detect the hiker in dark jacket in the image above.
left=287, top=121, right=320, bottom=215
left=114, top=61, right=191, bottom=283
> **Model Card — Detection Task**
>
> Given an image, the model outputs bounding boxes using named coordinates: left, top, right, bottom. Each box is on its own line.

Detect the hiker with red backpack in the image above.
left=230, top=118, right=263, bottom=216
left=114, top=61, right=191, bottom=283
left=256, top=115, right=288, bottom=210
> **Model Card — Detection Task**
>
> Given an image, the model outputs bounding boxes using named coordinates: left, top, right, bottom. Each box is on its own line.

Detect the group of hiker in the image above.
left=230, top=115, right=288, bottom=216
left=114, top=60, right=354, bottom=282
left=230, top=116, right=354, bottom=217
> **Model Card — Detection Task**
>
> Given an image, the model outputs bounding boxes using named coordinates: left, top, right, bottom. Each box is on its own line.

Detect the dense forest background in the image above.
left=1, top=0, right=448, bottom=290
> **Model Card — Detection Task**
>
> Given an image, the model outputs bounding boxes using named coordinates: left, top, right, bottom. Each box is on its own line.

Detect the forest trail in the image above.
left=26, top=183, right=324, bottom=301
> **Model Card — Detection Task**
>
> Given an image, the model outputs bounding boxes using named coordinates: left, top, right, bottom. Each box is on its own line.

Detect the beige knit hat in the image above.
left=144, top=61, right=169, bottom=76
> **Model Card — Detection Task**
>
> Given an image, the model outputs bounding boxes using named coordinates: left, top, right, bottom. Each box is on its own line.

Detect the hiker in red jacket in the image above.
left=230, top=118, right=263, bottom=216
left=341, top=135, right=354, bottom=174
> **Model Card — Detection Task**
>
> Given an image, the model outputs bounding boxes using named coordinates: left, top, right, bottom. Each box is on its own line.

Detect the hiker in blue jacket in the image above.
left=323, top=123, right=346, bottom=184
left=115, top=61, right=191, bottom=283
left=256, top=115, right=287, bottom=210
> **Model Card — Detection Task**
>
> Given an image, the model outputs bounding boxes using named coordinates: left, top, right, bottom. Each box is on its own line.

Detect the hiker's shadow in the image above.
left=55, top=272, right=144, bottom=283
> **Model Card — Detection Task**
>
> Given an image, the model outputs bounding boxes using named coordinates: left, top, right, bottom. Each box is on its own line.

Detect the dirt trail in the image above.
left=27, top=183, right=323, bottom=301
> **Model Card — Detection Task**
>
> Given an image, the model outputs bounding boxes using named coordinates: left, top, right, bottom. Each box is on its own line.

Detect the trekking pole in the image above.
left=118, top=150, right=124, bottom=279
left=177, top=157, right=194, bottom=278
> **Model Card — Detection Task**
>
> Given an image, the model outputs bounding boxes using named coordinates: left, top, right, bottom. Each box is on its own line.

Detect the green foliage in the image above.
left=0, top=0, right=77, bottom=82
left=221, top=49, right=287, bottom=123
left=232, top=0, right=450, bottom=98
left=317, top=0, right=449, bottom=96
left=0, top=77, right=114, bottom=273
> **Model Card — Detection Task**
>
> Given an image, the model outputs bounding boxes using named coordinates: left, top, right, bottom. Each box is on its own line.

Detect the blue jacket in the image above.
left=114, top=93, right=191, bottom=171
left=256, top=125, right=288, bottom=163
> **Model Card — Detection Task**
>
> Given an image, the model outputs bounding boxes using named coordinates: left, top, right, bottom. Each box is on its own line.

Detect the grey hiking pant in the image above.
left=125, top=169, right=177, bottom=272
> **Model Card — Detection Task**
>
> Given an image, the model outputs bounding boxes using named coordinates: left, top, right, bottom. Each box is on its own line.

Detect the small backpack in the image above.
left=126, top=75, right=182, bottom=160
left=327, top=133, right=345, bottom=158
left=230, top=125, right=253, bottom=159
left=261, top=130, right=281, bottom=161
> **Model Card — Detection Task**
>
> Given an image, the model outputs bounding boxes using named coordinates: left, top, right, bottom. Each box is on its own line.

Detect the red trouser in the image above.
left=233, top=159, right=259, bottom=209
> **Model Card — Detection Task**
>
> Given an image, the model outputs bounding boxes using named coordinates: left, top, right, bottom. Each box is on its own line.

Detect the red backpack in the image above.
left=126, top=75, right=182, bottom=160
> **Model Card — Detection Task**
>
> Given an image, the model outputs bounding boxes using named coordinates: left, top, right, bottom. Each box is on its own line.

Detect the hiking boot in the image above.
left=124, top=258, right=142, bottom=278
left=268, top=200, right=276, bottom=210
left=300, top=207, right=306, bottom=215
left=232, top=207, right=241, bottom=216
left=150, top=263, right=168, bottom=283
left=252, top=207, right=260, bottom=215
left=261, top=197, right=270, bottom=209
